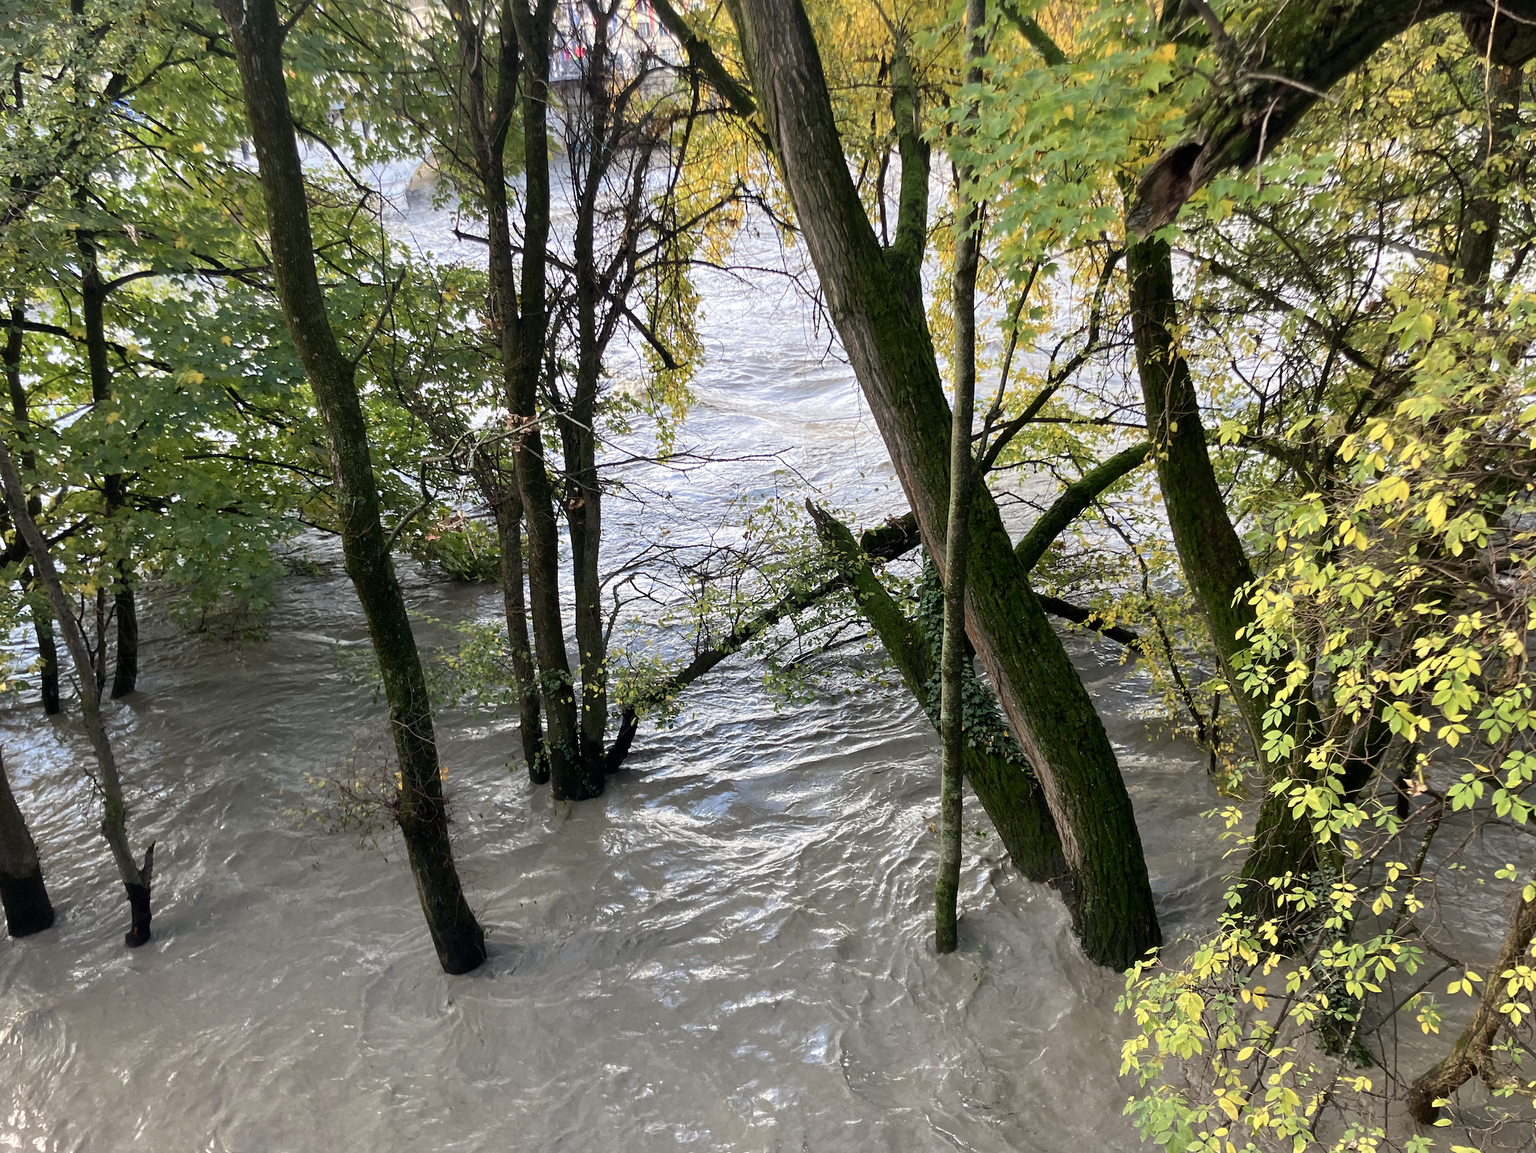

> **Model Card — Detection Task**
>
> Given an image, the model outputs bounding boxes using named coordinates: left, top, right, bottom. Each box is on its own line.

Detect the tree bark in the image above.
left=1126, top=235, right=1318, bottom=914
left=78, top=231, right=138, bottom=697
left=218, top=0, right=485, bottom=973
left=725, top=0, right=1159, bottom=968
left=1456, top=61, right=1524, bottom=290
left=34, top=607, right=60, bottom=716
left=0, top=748, right=53, bottom=937
left=0, top=433, right=151, bottom=946
left=449, top=0, right=598, bottom=801
left=1128, top=0, right=1536, bottom=235
left=5, top=306, right=59, bottom=716
left=111, top=584, right=137, bottom=698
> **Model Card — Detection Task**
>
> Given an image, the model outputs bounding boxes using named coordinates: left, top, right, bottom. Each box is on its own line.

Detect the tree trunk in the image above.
left=0, top=434, right=152, bottom=946
left=4, top=307, right=59, bottom=717
left=218, top=0, right=485, bottom=974
left=1407, top=880, right=1536, bottom=1123
left=1126, top=0, right=1536, bottom=235
left=726, top=0, right=1159, bottom=969
left=0, top=749, right=53, bottom=937
left=1126, top=235, right=1319, bottom=914
left=1457, top=61, right=1523, bottom=290
left=111, top=583, right=137, bottom=698
left=79, top=233, right=138, bottom=698
left=450, top=0, right=598, bottom=802
left=935, top=0, right=988, bottom=957
left=490, top=477, right=547, bottom=782
left=34, top=606, right=60, bottom=716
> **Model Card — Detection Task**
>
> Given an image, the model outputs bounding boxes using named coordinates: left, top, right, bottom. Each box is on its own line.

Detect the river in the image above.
left=0, top=162, right=1228, bottom=1152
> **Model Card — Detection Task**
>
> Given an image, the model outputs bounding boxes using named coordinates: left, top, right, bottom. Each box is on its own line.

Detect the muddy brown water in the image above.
left=0, top=164, right=1236, bottom=1152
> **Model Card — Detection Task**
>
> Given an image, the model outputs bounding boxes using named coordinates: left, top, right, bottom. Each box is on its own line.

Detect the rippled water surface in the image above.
left=0, top=174, right=1228, bottom=1152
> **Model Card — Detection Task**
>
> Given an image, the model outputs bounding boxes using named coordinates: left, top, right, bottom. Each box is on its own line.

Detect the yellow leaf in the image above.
left=220, top=335, right=232, bottom=346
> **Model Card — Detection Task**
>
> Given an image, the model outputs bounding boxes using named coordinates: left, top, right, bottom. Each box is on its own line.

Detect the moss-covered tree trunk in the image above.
left=0, top=748, right=53, bottom=937
left=1126, top=236, right=1318, bottom=913
left=810, top=505, right=1067, bottom=888
left=218, top=0, right=485, bottom=973
left=726, top=0, right=1159, bottom=969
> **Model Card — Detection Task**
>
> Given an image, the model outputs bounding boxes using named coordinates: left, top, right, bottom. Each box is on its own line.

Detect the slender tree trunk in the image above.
left=78, top=232, right=138, bottom=697
left=218, top=0, right=485, bottom=973
left=450, top=0, right=598, bottom=801
left=726, top=0, right=1159, bottom=969
left=489, top=476, right=546, bottom=782
left=0, top=434, right=152, bottom=945
left=0, top=748, right=53, bottom=937
left=936, top=0, right=987, bottom=957
left=567, top=123, right=608, bottom=773
left=2, top=307, right=59, bottom=717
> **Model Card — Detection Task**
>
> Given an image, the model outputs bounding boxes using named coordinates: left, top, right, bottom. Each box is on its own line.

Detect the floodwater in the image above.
left=0, top=166, right=1230, bottom=1152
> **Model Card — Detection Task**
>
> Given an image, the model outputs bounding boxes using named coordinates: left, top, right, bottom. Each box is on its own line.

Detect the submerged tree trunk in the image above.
left=935, top=0, right=988, bottom=957
left=218, top=0, right=485, bottom=974
left=489, top=477, right=546, bottom=782
left=0, top=748, right=53, bottom=937
left=725, top=0, right=1159, bottom=969
left=0, top=434, right=152, bottom=946
left=78, top=233, right=139, bottom=698
left=448, top=0, right=598, bottom=801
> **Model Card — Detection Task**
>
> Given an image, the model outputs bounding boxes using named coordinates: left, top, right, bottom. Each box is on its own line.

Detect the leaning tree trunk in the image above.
left=1126, top=236, right=1320, bottom=914
left=725, top=0, right=1159, bottom=969
left=810, top=505, right=1068, bottom=888
left=0, top=435, right=152, bottom=945
left=0, top=749, right=54, bottom=937
left=218, top=0, right=485, bottom=974
left=1407, top=879, right=1536, bottom=1123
